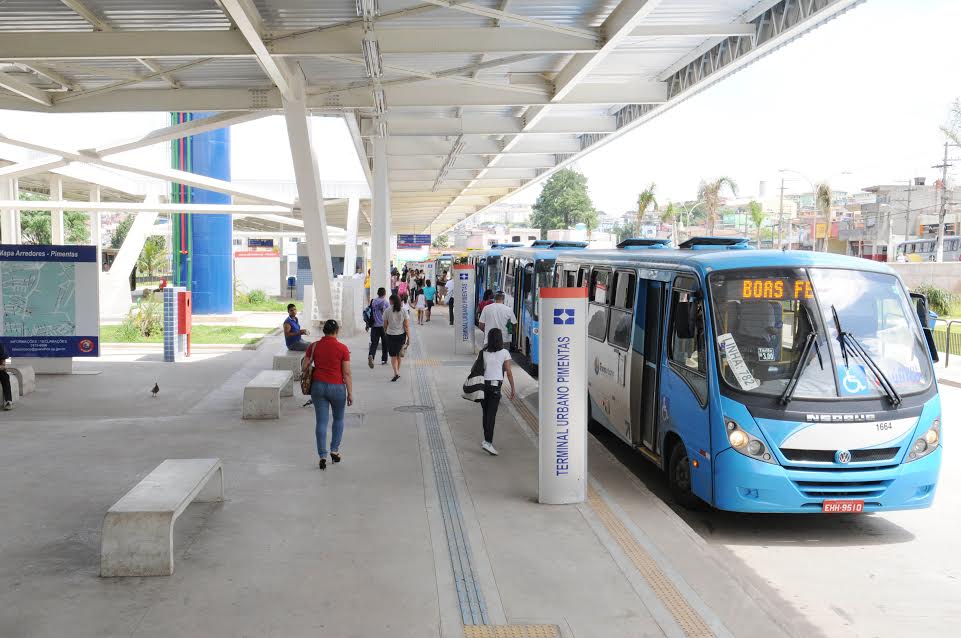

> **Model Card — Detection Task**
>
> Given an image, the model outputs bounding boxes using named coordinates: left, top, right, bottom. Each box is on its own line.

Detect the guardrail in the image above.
left=932, top=318, right=961, bottom=365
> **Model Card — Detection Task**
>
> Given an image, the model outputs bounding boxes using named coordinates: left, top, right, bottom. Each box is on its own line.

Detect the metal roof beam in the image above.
left=95, top=111, right=268, bottom=156
left=385, top=137, right=580, bottom=156
left=630, top=23, right=756, bottom=37
left=0, top=28, right=597, bottom=61
left=389, top=155, right=556, bottom=170
left=365, top=115, right=615, bottom=137
left=419, top=1, right=599, bottom=40
left=218, top=0, right=292, bottom=99
left=0, top=200, right=292, bottom=215
left=0, top=71, right=52, bottom=106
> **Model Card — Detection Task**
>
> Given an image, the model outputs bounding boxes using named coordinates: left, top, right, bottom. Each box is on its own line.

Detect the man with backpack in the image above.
left=365, top=287, right=390, bottom=368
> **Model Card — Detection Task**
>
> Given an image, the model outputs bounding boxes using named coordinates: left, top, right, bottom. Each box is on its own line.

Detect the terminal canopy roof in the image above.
left=0, top=0, right=859, bottom=234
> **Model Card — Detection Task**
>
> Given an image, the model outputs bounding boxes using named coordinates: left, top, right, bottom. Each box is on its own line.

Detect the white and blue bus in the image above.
left=553, top=237, right=942, bottom=513
left=500, top=241, right=588, bottom=369
left=468, top=244, right=523, bottom=312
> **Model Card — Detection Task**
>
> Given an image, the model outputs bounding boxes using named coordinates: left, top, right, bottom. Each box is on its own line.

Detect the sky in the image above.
left=0, top=0, right=958, bottom=223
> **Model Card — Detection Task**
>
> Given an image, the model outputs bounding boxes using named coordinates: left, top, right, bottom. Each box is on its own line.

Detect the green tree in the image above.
left=17, top=191, right=89, bottom=245
left=530, top=168, right=597, bottom=236
left=610, top=219, right=633, bottom=244
left=634, top=183, right=658, bottom=236
left=942, top=99, right=961, bottom=146
left=661, top=202, right=678, bottom=244
left=814, top=182, right=833, bottom=251
left=697, top=177, right=738, bottom=235
left=137, top=236, right=167, bottom=278
left=112, top=214, right=134, bottom=248
left=748, top=200, right=765, bottom=248
left=431, top=234, right=451, bottom=249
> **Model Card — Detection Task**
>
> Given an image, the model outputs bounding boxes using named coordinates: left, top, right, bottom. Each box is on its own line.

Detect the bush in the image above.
left=126, top=294, right=163, bottom=337
left=914, top=284, right=958, bottom=316
left=246, top=289, right=267, bottom=305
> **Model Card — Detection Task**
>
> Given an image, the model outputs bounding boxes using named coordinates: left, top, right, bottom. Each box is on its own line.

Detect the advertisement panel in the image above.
left=0, top=244, right=99, bottom=357
left=538, top=288, right=588, bottom=504
left=452, top=264, right=475, bottom=354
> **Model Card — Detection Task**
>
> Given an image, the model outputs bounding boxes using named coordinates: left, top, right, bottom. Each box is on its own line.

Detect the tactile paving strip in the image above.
left=463, top=624, right=561, bottom=638
left=510, top=394, right=715, bottom=638
left=411, top=339, right=490, bottom=626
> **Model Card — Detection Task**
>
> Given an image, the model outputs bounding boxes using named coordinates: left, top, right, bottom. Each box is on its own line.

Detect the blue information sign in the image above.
left=397, top=234, right=432, bottom=249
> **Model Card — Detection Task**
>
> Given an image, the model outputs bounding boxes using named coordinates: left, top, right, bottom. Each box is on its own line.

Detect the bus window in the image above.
left=590, top=269, right=610, bottom=304
left=577, top=266, right=590, bottom=288
left=668, top=290, right=706, bottom=375
left=608, top=271, right=636, bottom=350
left=588, top=269, right=612, bottom=341
left=564, top=269, right=577, bottom=288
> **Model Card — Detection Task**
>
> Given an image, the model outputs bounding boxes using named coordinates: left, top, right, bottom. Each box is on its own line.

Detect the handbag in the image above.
left=399, top=342, right=408, bottom=358
left=461, top=349, right=486, bottom=402
left=300, top=342, right=317, bottom=395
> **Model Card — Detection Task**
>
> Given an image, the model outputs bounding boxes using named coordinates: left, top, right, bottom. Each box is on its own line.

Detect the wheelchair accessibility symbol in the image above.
left=837, top=364, right=870, bottom=396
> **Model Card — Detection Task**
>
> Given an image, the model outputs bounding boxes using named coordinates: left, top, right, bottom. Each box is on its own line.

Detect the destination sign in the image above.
left=741, top=278, right=813, bottom=300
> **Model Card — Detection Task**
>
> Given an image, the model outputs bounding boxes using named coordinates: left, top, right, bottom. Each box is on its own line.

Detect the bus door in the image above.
left=587, top=267, right=633, bottom=443
left=636, top=278, right=667, bottom=451
left=517, top=262, right=534, bottom=352
left=660, top=275, right=712, bottom=502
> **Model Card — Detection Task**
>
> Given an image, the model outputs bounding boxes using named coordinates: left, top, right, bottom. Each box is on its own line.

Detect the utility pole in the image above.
left=903, top=180, right=914, bottom=247
left=778, top=178, right=786, bottom=249
left=933, top=141, right=954, bottom=262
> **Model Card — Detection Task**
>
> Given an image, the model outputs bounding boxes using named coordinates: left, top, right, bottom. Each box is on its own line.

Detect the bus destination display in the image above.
left=741, top=278, right=813, bottom=300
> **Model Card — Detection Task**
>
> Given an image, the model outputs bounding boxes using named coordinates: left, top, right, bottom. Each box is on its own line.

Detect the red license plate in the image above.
left=822, top=500, right=865, bottom=513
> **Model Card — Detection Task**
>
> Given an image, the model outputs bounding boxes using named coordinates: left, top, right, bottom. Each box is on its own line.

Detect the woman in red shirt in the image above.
left=307, top=319, right=353, bottom=470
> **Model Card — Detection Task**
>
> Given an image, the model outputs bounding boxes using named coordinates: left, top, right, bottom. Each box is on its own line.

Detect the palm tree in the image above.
left=661, top=202, right=678, bottom=245
left=814, top=182, right=833, bottom=251
left=748, top=201, right=765, bottom=248
left=635, top=183, right=657, bottom=237
left=137, top=239, right=167, bottom=278
left=697, top=177, right=738, bottom=235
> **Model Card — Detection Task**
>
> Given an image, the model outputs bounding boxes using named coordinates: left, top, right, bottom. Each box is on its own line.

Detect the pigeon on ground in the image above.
left=151, top=382, right=160, bottom=398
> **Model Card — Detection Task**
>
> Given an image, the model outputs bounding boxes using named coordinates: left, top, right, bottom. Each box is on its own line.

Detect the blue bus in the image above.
left=501, top=241, right=588, bottom=369
left=468, top=244, right=523, bottom=311
left=553, top=238, right=942, bottom=513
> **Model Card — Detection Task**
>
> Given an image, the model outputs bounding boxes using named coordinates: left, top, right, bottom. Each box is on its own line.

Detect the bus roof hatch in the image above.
left=678, top=237, right=753, bottom=250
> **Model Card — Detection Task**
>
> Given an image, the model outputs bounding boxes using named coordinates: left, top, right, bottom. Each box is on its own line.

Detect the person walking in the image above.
left=477, top=328, right=515, bottom=455
left=283, top=303, right=310, bottom=351
left=476, top=289, right=494, bottom=320
left=0, top=341, right=14, bottom=410
left=383, top=294, right=411, bottom=382
left=414, top=286, right=427, bottom=325
left=478, top=291, right=516, bottom=345
left=448, top=277, right=456, bottom=325
left=368, top=287, right=390, bottom=368
left=306, top=320, right=353, bottom=470
left=423, top=279, right=436, bottom=322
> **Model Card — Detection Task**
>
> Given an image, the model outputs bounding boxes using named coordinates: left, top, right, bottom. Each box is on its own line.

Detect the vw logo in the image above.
left=835, top=449, right=852, bottom=464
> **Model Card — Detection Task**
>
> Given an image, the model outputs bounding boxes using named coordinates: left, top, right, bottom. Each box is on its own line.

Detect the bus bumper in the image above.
left=712, top=447, right=941, bottom=513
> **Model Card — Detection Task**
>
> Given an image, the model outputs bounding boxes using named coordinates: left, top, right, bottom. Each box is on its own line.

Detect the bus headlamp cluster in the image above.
left=726, top=420, right=777, bottom=465
left=907, top=418, right=940, bottom=462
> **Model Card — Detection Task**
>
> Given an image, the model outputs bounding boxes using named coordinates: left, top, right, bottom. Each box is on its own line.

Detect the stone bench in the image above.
left=272, top=351, right=304, bottom=381
left=243, top=370, right=293, bottom=419
left=100, top=458, right=224, bottom=577
left=8, top=366, right=35, bottom=396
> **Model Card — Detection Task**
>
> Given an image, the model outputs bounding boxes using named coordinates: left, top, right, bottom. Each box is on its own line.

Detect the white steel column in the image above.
left=89, top=186, right=101, bottom=274
left=50, top=174, right=64, bottom=244
left=282, top=87, right=334, bottom=320
left=0, top=178, right=15, bottom=243
left=370, top=135, right=390, bottom=296
left=343, top=196, right=359, bottom=276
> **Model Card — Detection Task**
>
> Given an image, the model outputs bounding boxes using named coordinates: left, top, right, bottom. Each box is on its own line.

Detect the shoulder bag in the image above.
left=461, top=349, right=487, bottom=402
left=301, top=342, right=317, bottom=395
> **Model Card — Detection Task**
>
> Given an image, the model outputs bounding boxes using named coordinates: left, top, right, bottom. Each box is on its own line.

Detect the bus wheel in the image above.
left=668, top=443, right=700, bottom=509
left=525, top=340, right=538, bottom=376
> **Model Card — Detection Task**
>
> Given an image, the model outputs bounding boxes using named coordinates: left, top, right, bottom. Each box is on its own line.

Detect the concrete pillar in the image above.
left=343, top=196, right=359, bottom=277
left=282, top=94, right=334, bottom=320
left=50, top=174, right=64, bottom=244
left=371, top=135, right=390, bottom=296
left=100, top=198, right=158, bottom=319
left=89, top=185, right=101, bottom=269
left=0, top=178, right=14, bottom=243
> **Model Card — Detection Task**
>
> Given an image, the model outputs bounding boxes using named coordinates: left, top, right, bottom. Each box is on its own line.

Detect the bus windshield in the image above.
left=709, top=268, right=932, bottom=400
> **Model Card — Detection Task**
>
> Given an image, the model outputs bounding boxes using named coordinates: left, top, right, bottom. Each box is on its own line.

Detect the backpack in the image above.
left=362, top=301, right=374, bottom=329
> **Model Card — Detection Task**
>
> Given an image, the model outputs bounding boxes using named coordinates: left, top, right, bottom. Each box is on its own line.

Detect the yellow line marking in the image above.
left=463, top=625, right=560, bottom=638
left=510, top=395, right=715, bottom=638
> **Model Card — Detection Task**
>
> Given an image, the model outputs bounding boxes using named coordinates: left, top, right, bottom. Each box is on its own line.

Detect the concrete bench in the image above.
left=243, top=370, right=293, bottom=419
left=272, top=351, right=304, bottom=381
left=8, top=366, right=35, bottom=396
left=100, top=458, right=224, bottom=577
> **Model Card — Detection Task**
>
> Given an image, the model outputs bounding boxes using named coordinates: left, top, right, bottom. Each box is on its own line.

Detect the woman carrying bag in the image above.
left=475, top=328, right=514, bottom=456
left=383, top=294, right=411, bottom=382
left=304, top=320, right=353, bottom=470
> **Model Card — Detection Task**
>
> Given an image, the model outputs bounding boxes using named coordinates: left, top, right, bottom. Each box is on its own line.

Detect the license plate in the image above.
left=822, top=500, right=865, bottom=513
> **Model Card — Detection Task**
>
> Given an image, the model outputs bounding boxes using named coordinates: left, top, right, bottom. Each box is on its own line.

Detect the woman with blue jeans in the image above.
left=305, top=320, right=354, bottom=470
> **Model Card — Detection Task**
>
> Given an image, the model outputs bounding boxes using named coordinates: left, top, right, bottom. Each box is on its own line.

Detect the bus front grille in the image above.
left=780, top=447, right=900, bottom=464
left=792, top=478, right=893, bottom=499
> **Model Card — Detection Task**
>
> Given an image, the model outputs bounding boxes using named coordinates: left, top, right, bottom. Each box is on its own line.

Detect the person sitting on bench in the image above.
left=284, top=304, right=311, bottom=352
left=0, top=342, right=13, bottom=410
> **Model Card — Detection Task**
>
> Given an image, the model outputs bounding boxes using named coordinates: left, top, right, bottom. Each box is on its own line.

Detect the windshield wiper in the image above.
left=780, top=306, right=824, bottom=405
left=831, top=305, right=902, bottom=406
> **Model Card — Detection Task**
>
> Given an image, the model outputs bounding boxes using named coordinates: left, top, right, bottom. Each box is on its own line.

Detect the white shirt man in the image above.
left=478, top=294, right=516, bottom=343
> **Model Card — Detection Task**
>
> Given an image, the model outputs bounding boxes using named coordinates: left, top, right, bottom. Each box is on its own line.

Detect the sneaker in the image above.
left=2, top=401, right=11, bottom=411
left=368, top=355, right=374, bottom=369
left=381, top=360, right=388, bottom=365
left=481, top=441, right=498, bottom=456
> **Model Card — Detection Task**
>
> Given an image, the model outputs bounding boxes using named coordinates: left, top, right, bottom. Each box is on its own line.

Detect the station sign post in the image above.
left=538, top=287, right=588, bottom=505
left=452, top=263, right=475, bottom=355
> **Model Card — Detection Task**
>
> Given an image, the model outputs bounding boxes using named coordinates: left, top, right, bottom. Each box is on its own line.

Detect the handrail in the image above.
left=942, top=319, right=961, bottom=366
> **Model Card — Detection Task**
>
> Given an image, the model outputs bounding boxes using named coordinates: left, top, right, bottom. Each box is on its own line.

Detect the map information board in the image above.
left=0, top=245, right=99, bottom=357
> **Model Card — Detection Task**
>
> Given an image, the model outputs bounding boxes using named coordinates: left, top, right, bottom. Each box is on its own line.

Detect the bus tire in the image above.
left=525, top=339, right=538, bottom=376
left=668, top=442, right=701, bottom=510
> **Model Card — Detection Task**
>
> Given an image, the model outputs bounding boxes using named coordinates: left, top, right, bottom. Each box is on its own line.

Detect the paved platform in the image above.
left=0, top=318, right=810, bottom=638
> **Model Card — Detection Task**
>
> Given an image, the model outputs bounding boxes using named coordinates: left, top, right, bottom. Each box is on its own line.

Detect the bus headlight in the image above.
left=726, top=419, right=776, bottom=465
left=907, top=418, right=940, bottom=462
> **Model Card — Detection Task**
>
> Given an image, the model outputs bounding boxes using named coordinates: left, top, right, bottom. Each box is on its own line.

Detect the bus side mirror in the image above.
left=909, top=292, right=939, bottom=363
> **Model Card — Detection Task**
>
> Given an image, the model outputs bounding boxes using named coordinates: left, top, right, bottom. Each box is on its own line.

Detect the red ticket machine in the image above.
left=177, top=291, right=192, bottom=356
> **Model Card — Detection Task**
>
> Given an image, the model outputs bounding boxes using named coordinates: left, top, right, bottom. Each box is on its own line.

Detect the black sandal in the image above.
left=331, top=452, right=342, bottom=463
left=318, top=458, right=327, bottom=470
